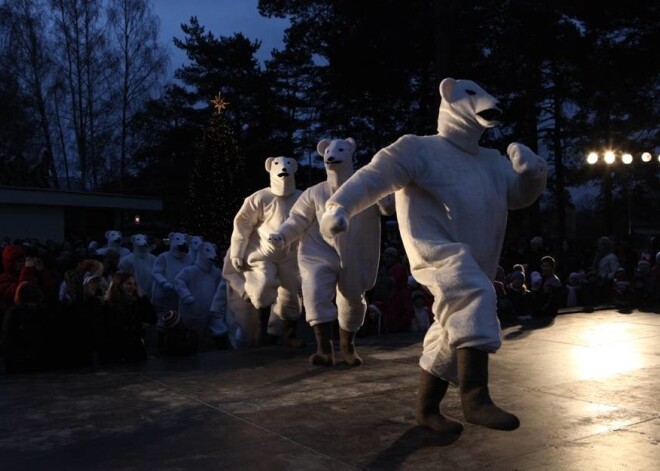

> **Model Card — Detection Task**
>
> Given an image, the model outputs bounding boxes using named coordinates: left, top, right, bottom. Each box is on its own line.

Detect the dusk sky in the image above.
left=153, top=0, right=289, bottom=75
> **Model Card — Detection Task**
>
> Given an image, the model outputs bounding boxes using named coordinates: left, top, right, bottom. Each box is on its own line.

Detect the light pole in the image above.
left=586, top=149, right=658, bottom=236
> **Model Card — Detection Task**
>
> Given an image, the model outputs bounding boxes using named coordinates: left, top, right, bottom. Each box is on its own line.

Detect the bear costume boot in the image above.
left=282, top=319, right=305, bottom=348
left=457, top=347, right=520, bottom=431
left=339, top=327, right=362, bottom=366
left=309, top=322, right=334, bottom=366
left=258, top=307, right=278, bottom=346
left=415, top=369, right=464, bottom=434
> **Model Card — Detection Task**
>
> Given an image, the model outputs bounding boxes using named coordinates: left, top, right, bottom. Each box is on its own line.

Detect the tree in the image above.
left=185, top=95, right=246, bottom=247
left=107, top=0, right=168, bottom=191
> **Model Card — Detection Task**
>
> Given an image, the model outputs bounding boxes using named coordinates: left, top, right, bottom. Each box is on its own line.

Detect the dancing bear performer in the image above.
left=151, top=232, right=192, bottom=331
left=225, top=156, right=304, bottom=347
left=118, top=234, right=156, bottom=298
left=269, top=138, right=394, bottom=366
left=320, top=79, right=547, bottom=432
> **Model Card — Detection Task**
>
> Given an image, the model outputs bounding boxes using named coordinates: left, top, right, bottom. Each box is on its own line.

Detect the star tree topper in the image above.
left=211, top=92, right=229, bottom=114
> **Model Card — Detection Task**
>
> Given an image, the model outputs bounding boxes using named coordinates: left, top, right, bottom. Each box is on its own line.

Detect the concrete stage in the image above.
left=1, top=309, right=659, bottom=470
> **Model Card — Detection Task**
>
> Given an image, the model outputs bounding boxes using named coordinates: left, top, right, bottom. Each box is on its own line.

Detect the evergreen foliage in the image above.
left=185, top=101, right=245, bottom=247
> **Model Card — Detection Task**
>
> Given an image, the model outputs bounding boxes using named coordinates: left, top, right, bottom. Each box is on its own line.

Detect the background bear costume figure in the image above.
left=225, top=156, right=304, bottom=348
left=118, top=234, right=156, bottom=299
left=321, top=78, right=547, bottom=433
left=270, top=138, right=394, bottom=367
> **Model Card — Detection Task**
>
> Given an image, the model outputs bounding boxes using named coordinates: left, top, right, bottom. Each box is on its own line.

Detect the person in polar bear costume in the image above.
left=225, top=156, right=304, bottom=348
left=151, top=232, right=192, bottom=330
left=219, top=252, right=283, bottom=348
left=96, top=230, right=130, bottom=258
left=118, top=234, right=156, bottom=298
left=189, top=236, right=204, bottom=264
left=320, top=78, right=547, bottom=433
left=175, top=242, right=227, bottom=347
left=269, top=138, right=394, bottom=366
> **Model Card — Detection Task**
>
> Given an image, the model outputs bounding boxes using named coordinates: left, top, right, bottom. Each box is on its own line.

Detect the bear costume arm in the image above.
left=229, top=195, right=262, bottom=260
left=151, top=254, right=169, bottom=286
left=174, top=268, right=193, bottom=301
left=327, top=136, right=415, bottom=218
left=277, top=189, right=317, bottom=245
left=503, top=143, right=548, bottom=210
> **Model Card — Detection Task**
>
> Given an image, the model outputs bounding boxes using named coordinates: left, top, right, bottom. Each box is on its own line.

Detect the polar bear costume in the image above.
left=151, top=232, right=193, bottom=329
left=270, top=138, right=394, bottom=366
left=218, top=252, right=283, bottom=348
left=321, top=79, right=547, bottom=432
left=96, top=230, right=130, bottom=258
left=189, top=236, right=204, bottom=265
left=225, top=156, right=304, bottom=347
left=118, top=234, right=156, bottom=298
left=175, top=242, right=226, bottom=344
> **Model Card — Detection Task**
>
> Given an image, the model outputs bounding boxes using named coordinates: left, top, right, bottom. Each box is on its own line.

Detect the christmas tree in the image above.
left=185, top=93, right=246, bottom=248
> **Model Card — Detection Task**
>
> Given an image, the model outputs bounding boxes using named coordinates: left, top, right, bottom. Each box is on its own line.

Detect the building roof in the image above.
left=0, top=186, right=163, bottom=211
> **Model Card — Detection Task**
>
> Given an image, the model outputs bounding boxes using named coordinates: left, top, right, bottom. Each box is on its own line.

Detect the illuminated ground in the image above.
left=1, top=308, right=659, bottom=470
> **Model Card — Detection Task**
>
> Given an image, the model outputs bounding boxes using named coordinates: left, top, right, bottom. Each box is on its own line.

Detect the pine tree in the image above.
left=185, top=94, right=245, bottom=248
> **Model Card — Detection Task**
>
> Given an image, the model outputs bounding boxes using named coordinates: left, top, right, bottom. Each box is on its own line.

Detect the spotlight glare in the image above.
left=622, top=153, right=633, bottom=164
left=604, top=151, right=615, bottom=164
left=641, top=152, right=652, bottom=162
left=586, top=152, right=599, bottom=164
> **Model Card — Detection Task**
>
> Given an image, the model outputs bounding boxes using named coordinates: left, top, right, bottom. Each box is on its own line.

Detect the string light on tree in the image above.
left=211, top=92, right=229, bottom=114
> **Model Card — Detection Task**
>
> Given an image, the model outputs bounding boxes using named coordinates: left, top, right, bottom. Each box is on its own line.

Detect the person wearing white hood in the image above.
left=269, top=138, right=394, bottom=367
left=175, top=242, right=226, bottom=347
left=320, top=79, right=547, bottom=434
left=225, top=156, right=304, bottom=347
left=118, top=234, right=156, bottom=298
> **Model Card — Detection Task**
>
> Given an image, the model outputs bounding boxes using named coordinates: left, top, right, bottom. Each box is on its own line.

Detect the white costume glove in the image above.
left=268, top=232, right=285, bottom=248
left=162, top=281, right=174, bottom=290
left=320, top=205, right=349, bottom=238
left=508, top=143, right=545, bottom=177
left=231, top=257, right=244, bottom=271
left=183, top=295, right=195, bottom=304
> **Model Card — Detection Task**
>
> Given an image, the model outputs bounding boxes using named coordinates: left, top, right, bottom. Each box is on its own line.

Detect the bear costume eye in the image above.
left=466, top=89, right=476, bottom=96
left=274, top=161, right=279, bottom=165
left=338, top=147, right=344, bottom=152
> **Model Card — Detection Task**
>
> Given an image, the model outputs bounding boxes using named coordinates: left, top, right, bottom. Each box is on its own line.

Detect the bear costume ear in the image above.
left=130, top=234, right=137, bottom=244
left=317, top=139, right=331, bottom=157
left=345, top=138, right=356, bottom=152
left=168, top=232, right=174, bottom=240
left=439, top=77, right=457, bottom=104
left=265, top=157, right=275, bottom=172
left=105, top=230, right=112, bottom=239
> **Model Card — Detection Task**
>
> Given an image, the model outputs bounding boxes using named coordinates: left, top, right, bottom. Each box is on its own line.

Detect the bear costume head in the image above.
left=189, top=235, right=204, bottom=257
left=130, top=234, right=150, bottom=256
left=168, top=232, right=189, bottom=257
left=437, top=78, right=502, bottom=155
left=104, top=230, right=123, bottom=249
left=317, top=137, right=356, bottom=191
left=265, top=156, right=298, bottom=196
left=195, top=242, right=218, bottom=272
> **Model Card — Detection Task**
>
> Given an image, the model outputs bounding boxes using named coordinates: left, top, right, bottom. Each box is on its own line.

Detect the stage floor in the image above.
left=1, top=309, right=659, bottom=470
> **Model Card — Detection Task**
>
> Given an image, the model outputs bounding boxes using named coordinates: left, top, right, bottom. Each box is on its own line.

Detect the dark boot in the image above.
left=339, top=327, right=362, bottom=366
left=415, top=369, right=464, bottom=434
left=309, top=322, right=334, bottom=366
left=258, top=307, right=278, bottom=346
left=457, top=347, right=520, bottom=431
left=282, top=319, right=305, bottom=348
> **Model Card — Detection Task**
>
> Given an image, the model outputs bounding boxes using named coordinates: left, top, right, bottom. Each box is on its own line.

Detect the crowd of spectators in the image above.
left=1, top=232, right=659, bottom=374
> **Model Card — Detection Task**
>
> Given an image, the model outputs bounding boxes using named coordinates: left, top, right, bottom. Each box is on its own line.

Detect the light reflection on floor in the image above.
left=572, top=322, right=643, bottom=380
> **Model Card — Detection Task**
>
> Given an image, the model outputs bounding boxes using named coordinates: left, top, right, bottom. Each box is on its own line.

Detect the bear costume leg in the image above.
left=415, top=369, right=463, bottom=434
left=339, top=328, right=362, bottom=366
left=282, top=319, right=305, bottom=348
left=258, top=307, right=278, bottom=346
left=309, top=322, right=334, bottom=366
left=457, top=347, right=519, bottom=430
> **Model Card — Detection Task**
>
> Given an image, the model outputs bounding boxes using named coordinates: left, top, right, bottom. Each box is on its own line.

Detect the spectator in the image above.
left=2, top=283, right=49, bottom=373
left=98, top=272, right=156, bottom=365
left=161, top=310, right=199, bottom=356
left=530, top=256, right=562, bottom=317
left=410, top=290, right=432, bottom=332
left=505, top=270, right=531, bottom=320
